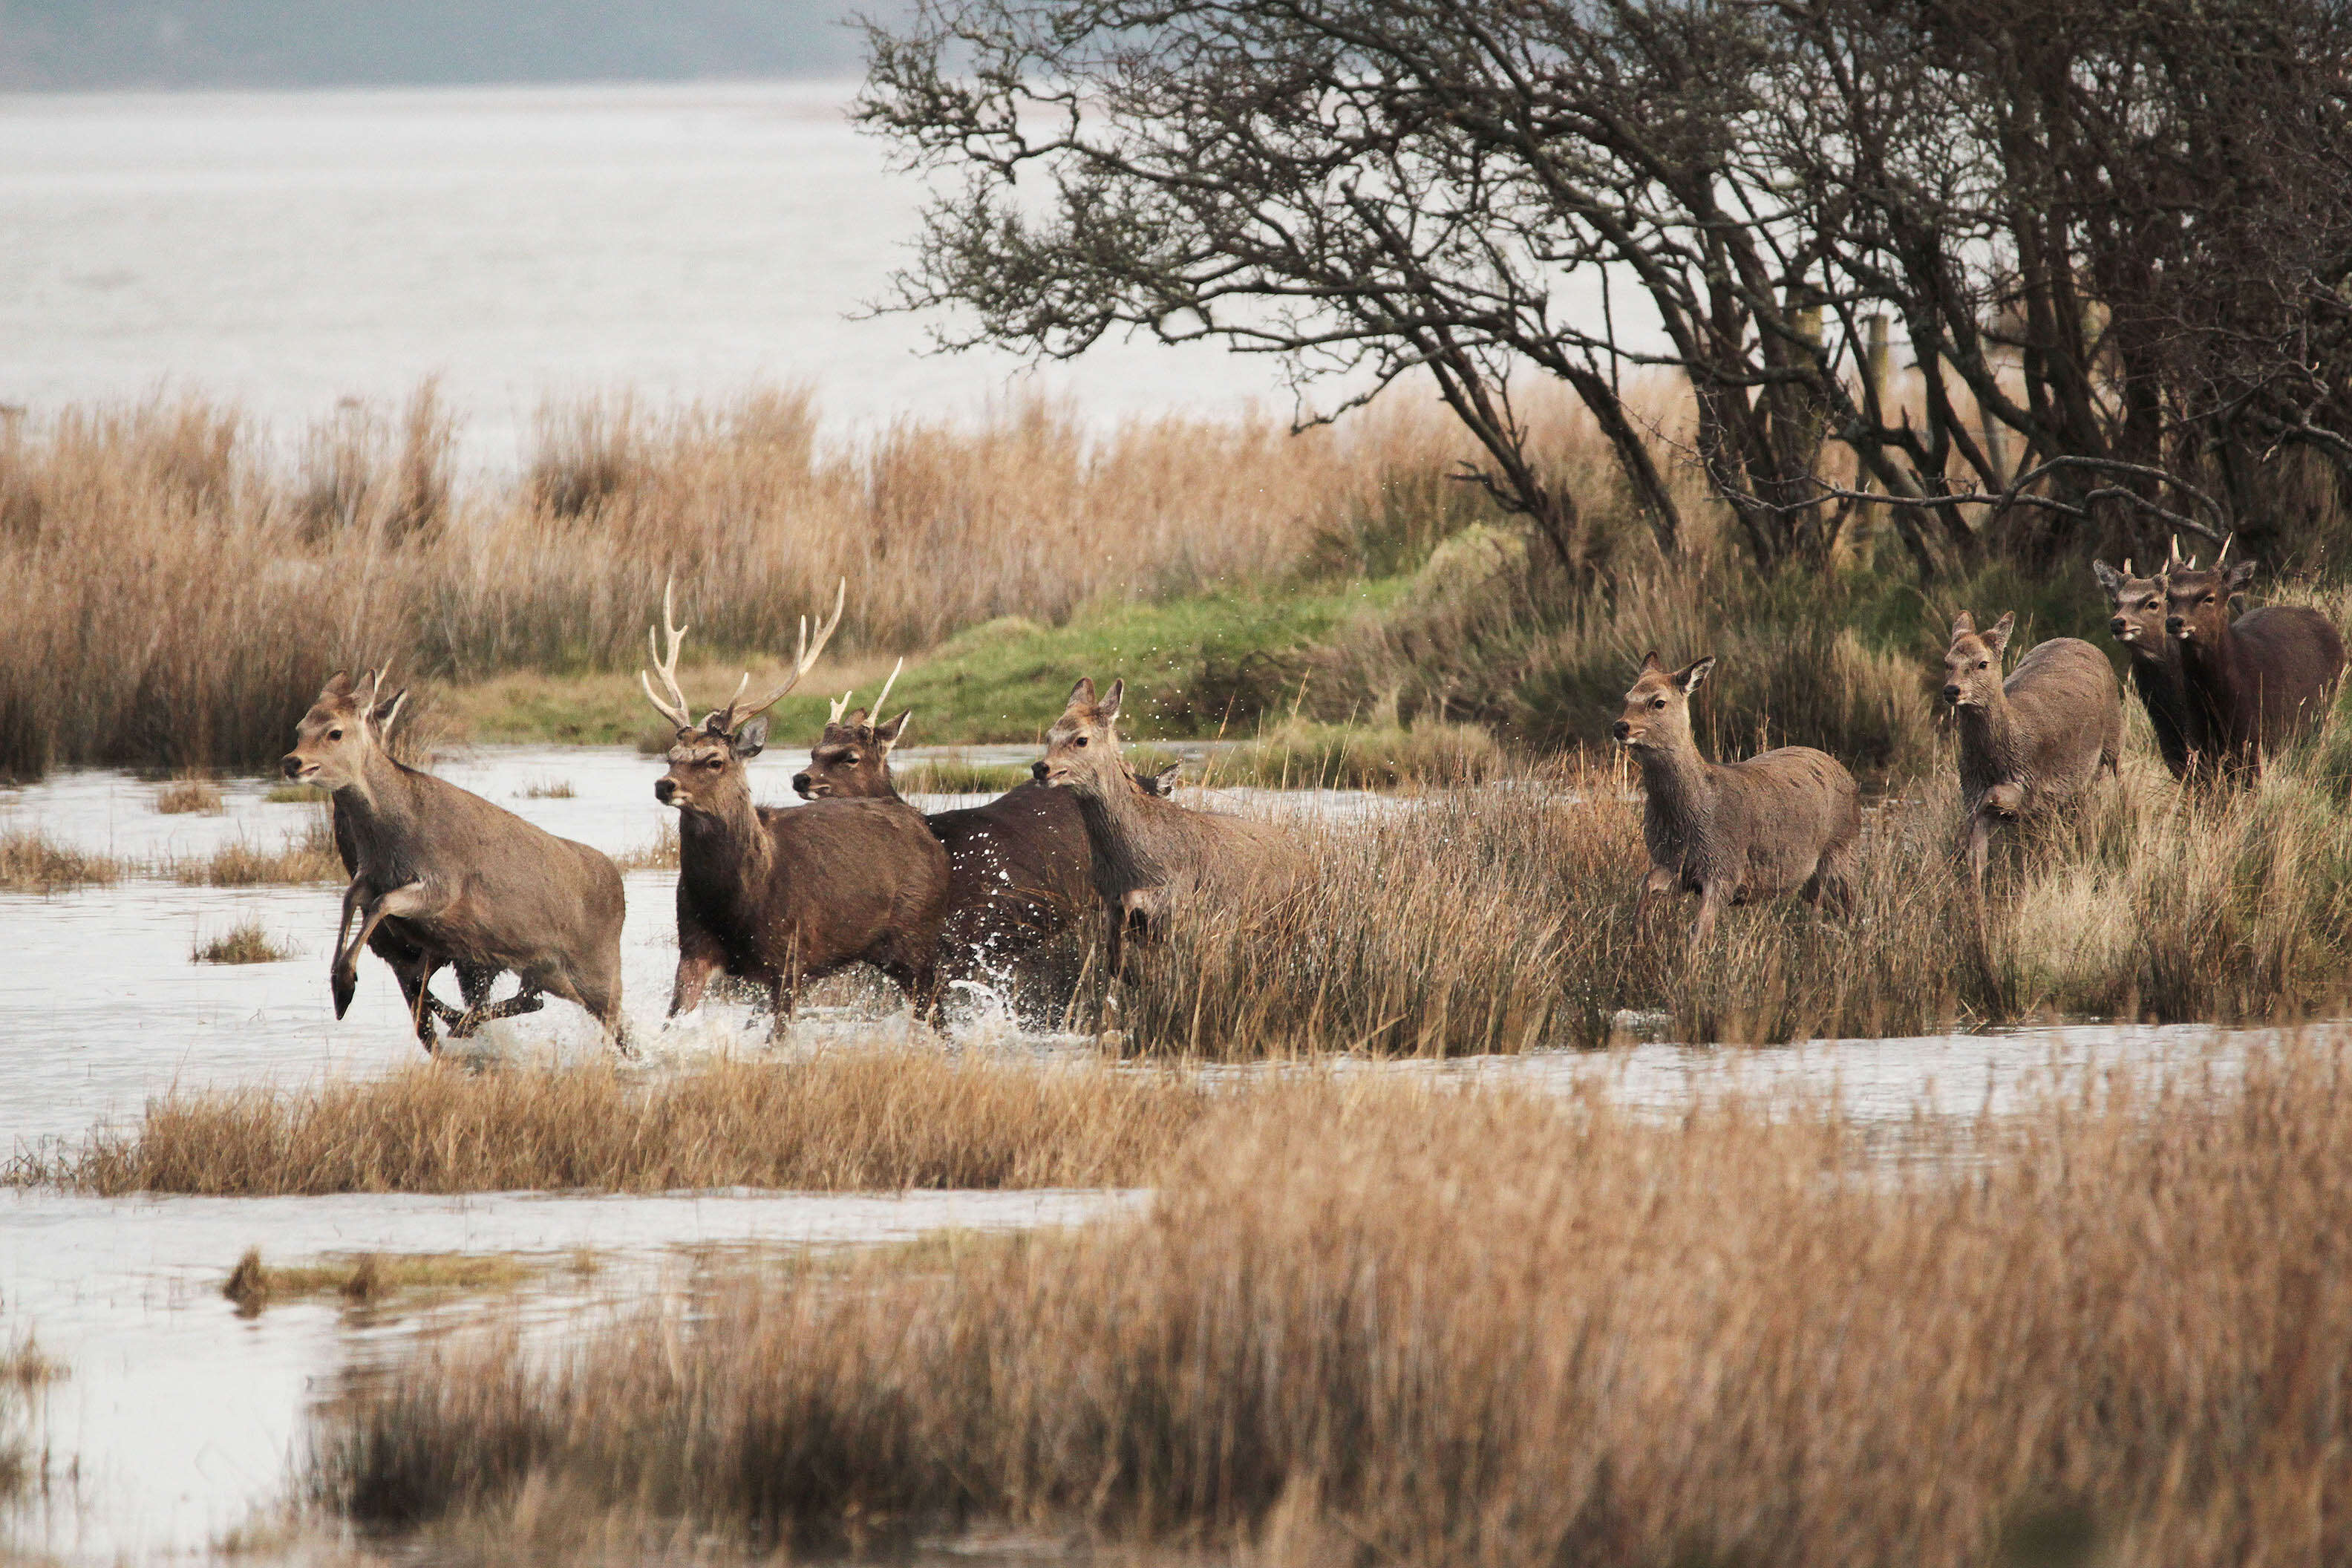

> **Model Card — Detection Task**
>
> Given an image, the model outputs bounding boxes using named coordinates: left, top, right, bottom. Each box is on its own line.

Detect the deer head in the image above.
left=791, top=660, right=911, bottom=800
left=1612, top=652, right=1713, bottom=750
left=2163, top=538, right=2253, bottom=647
left=641, top=577, right=843, bottom=818
left=1941, top=611, right=2015, bottom=710
left=283, top=667, right=408, bottom=788
left=2091, top=558, right=2169, bottom=651
left=1034, top=677, right=1132, bottom=796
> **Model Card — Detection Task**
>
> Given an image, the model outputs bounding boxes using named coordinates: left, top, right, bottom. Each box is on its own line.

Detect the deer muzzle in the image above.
left=653, top=777, right=679, bottom=805
left=281, top=754, right=316, bottom=781
left=1610, top=720, right=1631, bottom=742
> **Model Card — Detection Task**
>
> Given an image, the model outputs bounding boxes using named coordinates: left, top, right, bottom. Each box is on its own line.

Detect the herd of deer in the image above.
left=282, top=544, right=2345, bottom=1053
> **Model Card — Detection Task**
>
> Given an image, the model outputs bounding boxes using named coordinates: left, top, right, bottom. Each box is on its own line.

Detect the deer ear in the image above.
left=1152, top=762, right=1182, bottom=793
left=2226, top=561, right=2257, bottom=592
left=323, top=670, right=355, bottom=699
left=1984, top=612, right=2016, bottom=654
left=1100, top=679, right=1123, bottom=722
left=2091, top=560, right=2122, bottom=594
left=1950, top=611, right=1975, bottom=637
left=733, top=715, right=768, bottom=758
left=1675, top=656, right=1716, bottom=695
left=1639, top=650, right=1665, bottom=673
left=1068, top=677, right=1097, bottom=708
left=370, top=687, right=410, bottom=734
left=876, top=708, right=913, bottom=749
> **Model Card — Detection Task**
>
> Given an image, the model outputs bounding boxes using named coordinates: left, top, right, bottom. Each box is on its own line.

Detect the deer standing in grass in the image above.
left=284, top=670, right=628, bottom=1052
left=641, top=583, right=949, bottom=1032
left=2161, top=540, right=2345, bottom=780
left=2093, top=555, right=2206, bottom=780
left=1612, top=653, right=1860, bottom=942
left=1941, top=612, right=2120, bottom=884
left=1032, top=676, right=1296, bottom=968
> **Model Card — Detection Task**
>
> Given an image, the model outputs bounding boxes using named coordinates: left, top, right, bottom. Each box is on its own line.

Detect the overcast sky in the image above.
left=0, top=2, right=901, bottom=91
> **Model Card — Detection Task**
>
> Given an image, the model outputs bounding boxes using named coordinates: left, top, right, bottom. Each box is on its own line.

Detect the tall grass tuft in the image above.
left=315, top=1044, right=2352, bottom=1564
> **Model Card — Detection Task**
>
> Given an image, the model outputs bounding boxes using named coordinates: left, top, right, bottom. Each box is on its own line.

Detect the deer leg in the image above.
left=1634, top=866, right=1677, bottom=927
left=1964, top=815, right=1993, bottom=891
left=765, top=975, right=802, bottom=1042
left=391, top=963, right=441, bottom=1056
left=1688, top=883, right=1725, bottom=945
left=450, top=984, right=547, bottom=1039
left=331, top=881, right=431, bottom=1020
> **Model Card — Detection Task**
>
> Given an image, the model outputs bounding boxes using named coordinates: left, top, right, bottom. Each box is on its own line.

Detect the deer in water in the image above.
left=1612, top=653, right=1860, bottom=941
left=1032, top=676, right=1297, bottom=968
left=321, top=684, right=501, bottom=1044
left=2161, top=538, right=2345, bottom=780
left=1941, top=612, right=2120, bottom=883
left=790, top=673, right=1186, bottom=984
left=2092, top=554, right=2206, bottom=780
left=284, top=670, right=628, bottom=1052
left=641, top=582, right=949, bottom=1032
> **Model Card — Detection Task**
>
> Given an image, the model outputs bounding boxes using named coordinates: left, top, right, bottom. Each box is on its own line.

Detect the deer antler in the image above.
left=868, top=657, right=904, bottom=746
left=719, top=578, right=846, bottom=732
left=639, top=577, right=696, bottom=732
left=827, top=690, right=855, bottom=725
left=2215, top=532, right=2234, bottom=566
left=2121, top=557, right=2135, bottom=577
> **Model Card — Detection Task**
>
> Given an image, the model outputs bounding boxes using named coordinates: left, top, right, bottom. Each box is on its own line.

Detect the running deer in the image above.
left=2092, top=555, right=2206, bottom=780
left=284, top=670, right=628, bottom=1051
left=788, top=672, right=1096, bottom=982
left=1941, top=612, right=2120, bottom=883
left=1612, top=653, right=1860, bottom=941
left=641, top=582, right=949, bottom=1031
left=322, top=685, right=501, bottom=1048
left=1031, top=676, right=1298, bottom=968
left=2161, top=538, right=2345, bottom=780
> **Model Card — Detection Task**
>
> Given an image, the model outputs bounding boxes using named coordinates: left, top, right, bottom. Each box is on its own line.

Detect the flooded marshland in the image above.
left=0, top=742, right=2284, bottom=1561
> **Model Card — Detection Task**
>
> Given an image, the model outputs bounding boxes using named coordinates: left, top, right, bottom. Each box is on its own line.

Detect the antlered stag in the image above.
left=1941, top=612, right=2120, bottom=883
left=790, top=678, right=1096, bottom=984
left=1612, top=653, right=1859, bottom=942
left=2093, top=556, right=2206, bottom=780
left=2162, top=545, right=2345, bottom=780
left=641, top=584, right=949, bottom=1032
left=284, top=670, right=628, bottom=1051
left=1031, top=676, right=1296, bottom=967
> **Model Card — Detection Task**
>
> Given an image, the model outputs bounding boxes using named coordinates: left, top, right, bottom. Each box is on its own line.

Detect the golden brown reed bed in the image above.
left=0, top=388, right=1501, bottom=777
left=1114, top=727, right=2352, bottom=1053
left=316, top=1042, right=2352, bottom=1565
left=42, top=1049, right=1204, bottom=1196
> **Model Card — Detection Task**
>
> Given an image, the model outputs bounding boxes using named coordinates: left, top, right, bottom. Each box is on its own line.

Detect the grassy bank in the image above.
left=316, top=1041, right=2352, bottom=1564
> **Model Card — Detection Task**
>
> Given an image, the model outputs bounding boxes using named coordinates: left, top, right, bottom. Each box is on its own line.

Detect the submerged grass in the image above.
left=41, top=1049, right=1206, bottom=1196
left=315, top=1042, right=2352, bottom=1565
left=223, top=1247, right=555, bottom=1313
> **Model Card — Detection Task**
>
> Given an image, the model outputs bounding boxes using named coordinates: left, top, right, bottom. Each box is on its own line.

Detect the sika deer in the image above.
left=2162, top=543, right=2345, bottom=780
left=641, top=583, right=949, bottom=1032
left=2092, top=556, right=2206, bottom=780
left=789, top=677, right=1096, bottom=985
left=1941, top=612, right=2120, bottom=883
left=322, top=684, right=501, bottom=1049
left=1612, top=653, right=1860, bottom=942
left=284, top=670, right=628, bottom=1052
left=1032, top=677, right=1298, bottom=968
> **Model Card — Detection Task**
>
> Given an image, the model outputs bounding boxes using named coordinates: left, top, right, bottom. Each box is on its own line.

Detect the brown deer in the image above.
left=322, top=683, right=501, bottom=1049
left=284, top=670, right=628, bottom=1052
left=1032, top=676, right=1297, bottom=967
left=1941, top=612, right=2120, bottom=883
left=2162, top=540, right=2345, bottom=780
left=788, top=679, right=1097, bottom=986
left=641, top=582, right=949, bottom=1032
left=1612, top=653, right=1860, bottom=941
left=2091, top=555, right=2206, bottom=780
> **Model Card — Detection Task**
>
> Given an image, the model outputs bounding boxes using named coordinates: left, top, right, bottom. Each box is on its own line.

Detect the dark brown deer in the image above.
left=1612, top=653, right=1860, bottom=941
left=641, top=583, right=949, bottom=1033
left=1032, top=676, right=1298, bottom=967
left=2162, top=542, right=2346, bottom=780
left=284, top=670, right=628, bottom=1052
left=2092, top=555, right=2206, bottom=780
left=1941, top=612, right=2120, bottom=883
left=321, top=682, right=501, bottom=1049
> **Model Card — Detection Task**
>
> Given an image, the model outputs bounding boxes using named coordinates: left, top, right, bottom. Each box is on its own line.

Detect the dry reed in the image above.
left=191, top=919, right=293, bottom=965
left=316, top=1042, right=2352, bottom=1564
left=42, top=1049, right=1206, bottom=1196
left=152, top=773, right=225, bottom=814
left=0, top=829, right=120, bottom=894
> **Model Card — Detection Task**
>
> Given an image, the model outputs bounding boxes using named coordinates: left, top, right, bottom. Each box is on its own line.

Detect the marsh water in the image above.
left=0, top=742, right=2277, bottom=1561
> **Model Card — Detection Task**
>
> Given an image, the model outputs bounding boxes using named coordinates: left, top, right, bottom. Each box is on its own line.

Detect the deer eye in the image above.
left=327, top=728, right=343, bottom=741
left=1976, top=661, right=1988, bottom=670
left=2204, top=594, right=2217, bottom=604
left=702, top=757, right=723, bottom=770
left=1072, top=736, right=1089, bottom=748
left=842, top=753, right=860, bottom=765
left=1650, top=697, right=1666, bottom=710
